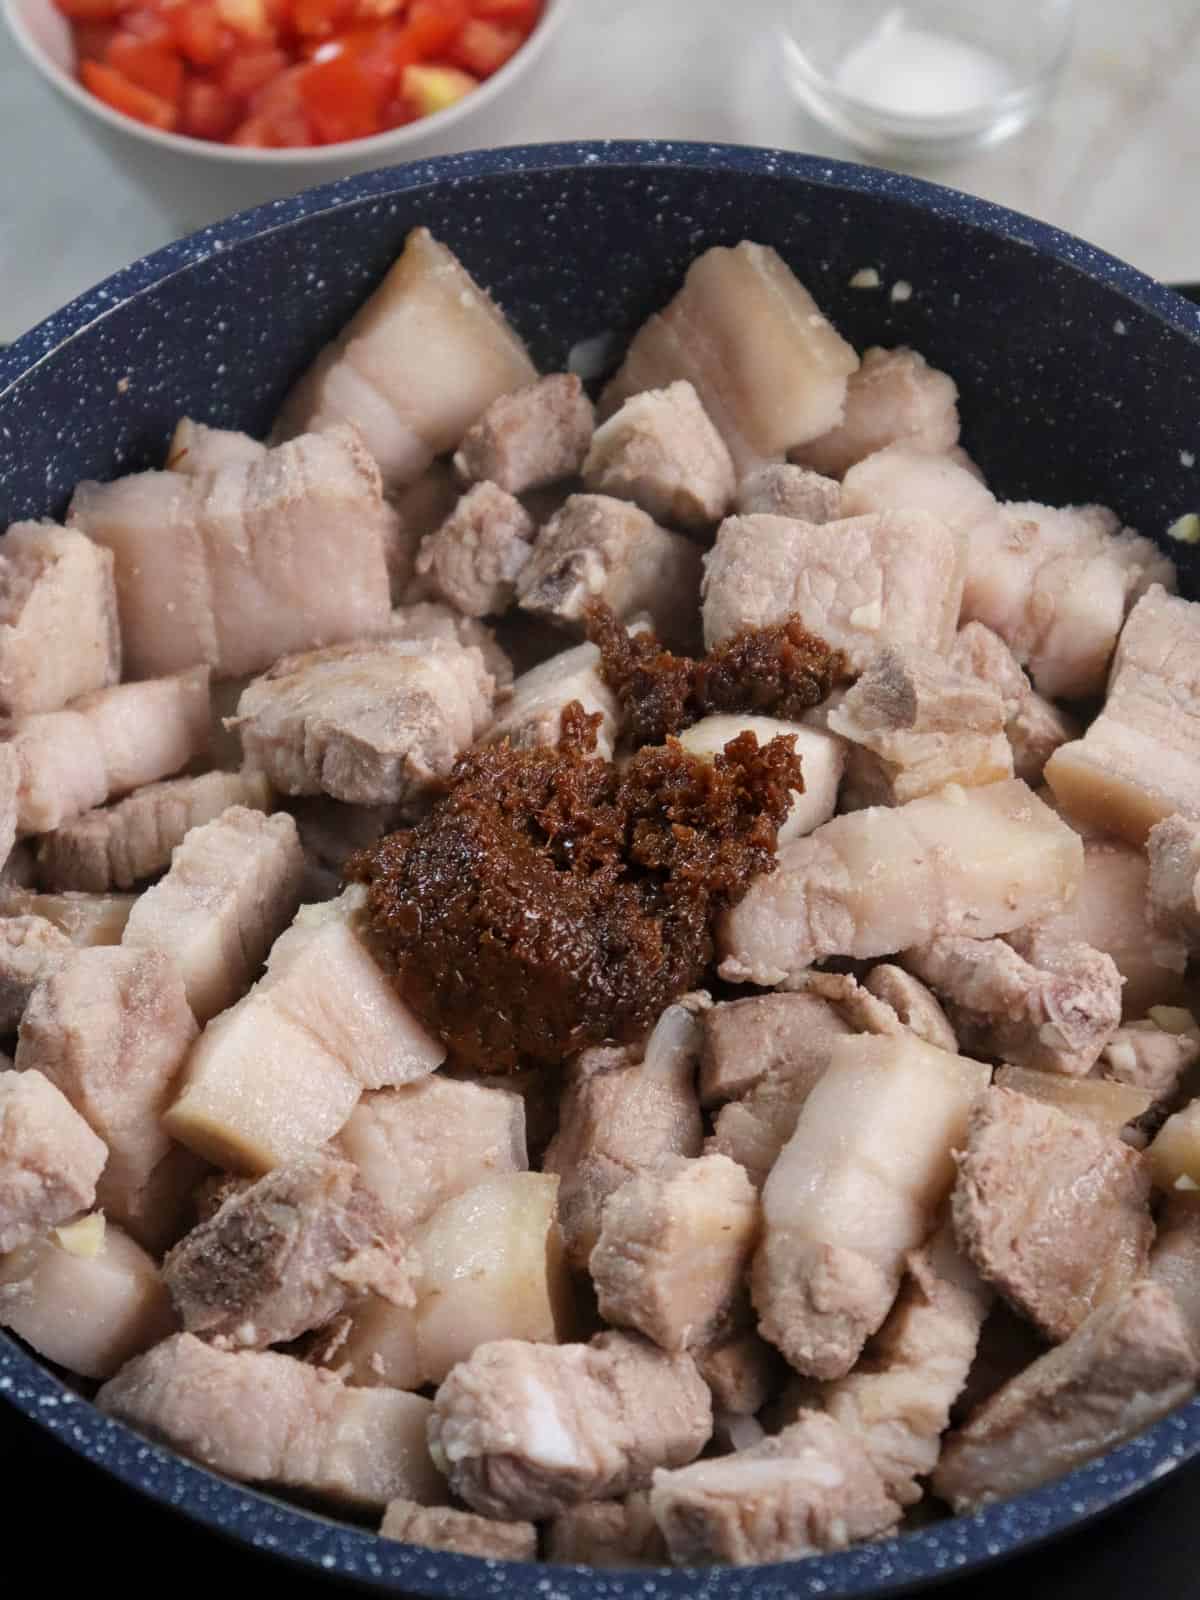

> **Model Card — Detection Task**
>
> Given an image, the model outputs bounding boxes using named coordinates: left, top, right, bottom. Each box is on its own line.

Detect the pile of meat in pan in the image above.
left=2, top=226, right=1200, bottom=1569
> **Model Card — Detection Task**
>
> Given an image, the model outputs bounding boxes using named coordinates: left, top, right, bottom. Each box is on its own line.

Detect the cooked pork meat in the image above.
left=543, top=1001, right=704, bottom=1267
left=37, top=770, right=274, bottom=894
left=590, top=1154, right=759, bottom=1353
left=952, top=1087, right=1153, bottom=1341
left=486, top=640, right=621, bottom=760
left=411, top=1172, right=570, bottom=1385
left=122, top=806, right=304, bottom=1024
left=1101, top=1018, right=1200, bottom=1099
left=0, top=745, right=17, bottom=871
left=16, top=946, right=199, bottom=1245
left=516, top=493, right=702, bottom=650
left=72, top=427, right=394, bottom=681
left=0, top=1216, right=175, bottom=1380
left=545, top=1492, right=668, bottom=1567
left=1149, top=1194, right=1200, bottom=1354
left=336, top=1075, right=525, bottom=1232
left=862, top=965, right=958, bottom=1053
left=8, top=667, right=211, bottom=835
left=166, top=887, right=443, bottom=1172
left=583, top=381, right=736, bottom=532
left=453, top=372, right=595, bottom=496
left=380, top=1499, right=537, bottom=1562
left=413, top=482, right=534, bottom=618
left=1147, top=814, right=1200, bottom=947
left=0, top=1069, right=107, bottom=1253
left=0, top=914, right=71, bottom=1030
left=167, top=417, right=268, bottom=477
left=827, top=645, right=1012, bottom=806
left=754, top=1032, right=990, bottom=1379
left=700, top=991, right=852, bottom=1109
left=790, top=346, right=959, bottom=481
left=600, top=242, right=859, bottom=472
left=734, top=463, right=841, bottom=523
left=720, top=780, right=1082, bottom=986
left=904, top=929, right=1122, bottom=1076
left=932, top=1281, right=1198, bottom=1511
left=0, top=521, right=120, bottom=717
left=98, top=1333, right=443, bottom=1511
left=992, top=1065, right=1152, bottom=1136
left=428, top=1331, right=711, bottom=1519
left=702, top=510, right=966, bottom=672
left=163, top=1151, right=410, bottom=1349
left=949, top=622, right=1076, bottom=784
left=276, top=228, right=537, bottom=488
left=1, top=887, right=135, bottom=946
left=676, top=715, right=844, bottom=844
left=232, top=637, right=494, bottom=807
left=385, top=599, right=512, bottom=690
left=812, top=1227, right=992, bottom=1505
left=695, top=1327, right=779, bottom=1416
left=648, top=1411, right=901, bottom=1566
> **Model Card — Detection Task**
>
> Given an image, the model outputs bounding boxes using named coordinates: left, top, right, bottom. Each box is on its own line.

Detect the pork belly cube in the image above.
left=952, top=1086, right=1152, bottom=1341
left=1101, top=1017, right=1200, bottom=1099
left=600, top=242, right=859, bottom=472
left=904, top=930, right=1121, bottom=1076
left=0, top=1215, right=175, bottom=1379
left=16, top=946, right=199, bottom=1242
left=516, top=493, right=702, bottom=650
left=720, top=780, right=1083, bottom=987
left=9, top=667, right=211, bottom=836
left=428, top=1331, right=711, bottom=1519
left=828, top=645, right=1012, bottom=806
left=701, top=510, right=967, bottom=670
left=71, top=427, right=394, bottom=681
left=649, top=1411, right=900, bottom=1566
left=2, top=887, right=135, bottom=946
left=0, top=1069, right=107, bottom=1252
left=37, top=769, right=274, bottom=894
left=932, top=1281, right=1197, bottom=1511
left=163, top=1151, right=409, bottom=1349
left=122, top=806, right=304, bottom=1024
left=166, top=889, right=442, bottom=1172
left=487, top=640, right=620, bottom=760
left=411, top=1171, right=571, bottom=1385
left=1147, top=814, right=1200, bottom=947
left=582, top=381, right=736, bottom=533
left=700, top=991, right=852, bottom=1108
left=677, top=715, right=844, bottom=844
left=1148, top=1098, right=1200, bottom=1193
left=0, top=521, right=120, bottom=717
left=233, top=638, right=494, bottom=807
left=1150, top=1194, right=1200, bottom=1354
left=385, top=599, right=513, bottom=690
left=277, top=227, right=536, bottom=485
left=98, top=1334, right=443, bottom=1511
left=453, top=372, right=595, bottom=495
left=694, top=1326, right=779, bottom=1416
left=862, top=964, right=958, bottom=1053
left=791, top=346, right=960, bottom=481
left=543, top=1001, right=704, bottom=1267
left=0, top=915, right=71, bottom=1030
left=590, top=1155, right=759, bottom=1353
left=993, top=1065, right=1152, bottom=1135
left=950, top=622, right=1076, bottom=784
left=753, top=1033, right=989, bottom=1380
left=167, top=417, right=267, bottom=477
left=545, top=1492, right=668, bottom=1567
left=381, top=1500, right=537, bottom=1562
left=412, top=481, right=534, bottom=619
left=735, top=462, right=841, bottom=523
left=812, top=1227, right=992, bottom=1506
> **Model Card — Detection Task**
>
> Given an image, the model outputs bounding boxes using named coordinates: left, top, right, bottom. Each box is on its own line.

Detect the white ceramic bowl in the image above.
left=2, top=0, right=570, bottom=217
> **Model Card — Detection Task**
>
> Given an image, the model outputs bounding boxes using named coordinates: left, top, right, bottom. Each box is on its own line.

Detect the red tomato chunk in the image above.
left=55, top=0, right=544, bottom=145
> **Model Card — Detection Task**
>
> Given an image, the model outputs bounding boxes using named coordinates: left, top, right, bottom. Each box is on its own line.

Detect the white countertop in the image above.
left=2, top=0, right=1198, bottom=343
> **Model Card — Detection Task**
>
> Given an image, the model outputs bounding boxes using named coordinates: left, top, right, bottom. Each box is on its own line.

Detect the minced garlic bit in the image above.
left=890, top=280, right=913, bottom=303
left=1182, top=450, right=1196, bottom=468
left=55, top=1212, right=106, bottom=1258
left=1168, top=512, right=1200, bottom=544
left=940, top=783, right=969, bottom=807
left=849, top=267, right=881, bottom=290
left=1149, top=1005, right=1199, bottom=1035
left=1174, top=1174, right=1200, bottom=1192
left=848, top=598, right=883, bottom=631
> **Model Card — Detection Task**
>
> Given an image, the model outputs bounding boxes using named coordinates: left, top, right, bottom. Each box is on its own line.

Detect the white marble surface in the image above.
left=1, top=0, right=1198, bottom=342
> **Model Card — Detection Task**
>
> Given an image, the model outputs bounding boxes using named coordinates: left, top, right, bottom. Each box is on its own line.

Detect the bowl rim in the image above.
left=0, top=0, right=571, bottom=166
left=2, top=138, right=1200, bottom=1597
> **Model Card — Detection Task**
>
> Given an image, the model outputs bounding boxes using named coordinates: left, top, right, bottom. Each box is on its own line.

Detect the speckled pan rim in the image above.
left=2, top=139, right=1200, bottom=1595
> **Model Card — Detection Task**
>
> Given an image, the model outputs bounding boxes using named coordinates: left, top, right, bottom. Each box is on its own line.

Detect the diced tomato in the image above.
left=169, top=2, right=235, bottom=66
left=55, top=0, right=125, bottom=21
left=471, top=0, right=539, bottom=26
left=72, top=19, right=119, bottom=59
left=290, top=0, right=354, bottom=37
left=106, top=31, right=185, bottom=103
left=213, top=0, right=274, bottom=39
left=403, top=0, right=467, bottom=56
left=297, top=52, right=383, bottom=141
left=449, top=16, right=519, bottom=75
left=220, top=44, right=288, bottom=95
left=119, top=8, right=173, bottom=41
left=180, top=76, right=241, bottom=138
left=313, top=22, right=403, bottom=91
left=80, top=58, right=178, bottom=128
